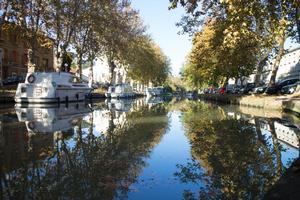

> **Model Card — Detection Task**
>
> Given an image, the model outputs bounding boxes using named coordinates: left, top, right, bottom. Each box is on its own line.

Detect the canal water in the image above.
left=0, top=98, right=299, bottom=199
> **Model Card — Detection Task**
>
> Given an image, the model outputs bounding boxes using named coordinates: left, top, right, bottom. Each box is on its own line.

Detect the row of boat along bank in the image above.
left=14, top=72, right=169, bottom=104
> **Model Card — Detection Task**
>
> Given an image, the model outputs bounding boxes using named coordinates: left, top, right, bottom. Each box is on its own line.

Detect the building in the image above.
left=229, top=47, right=300, bottom=86
left=0, top=23, right=54, bottom=81
left=82, top=57, right=148, bottom=93
left=82, top=58, right=127, bottom=84
left=275, top=47, right=300, bottom=81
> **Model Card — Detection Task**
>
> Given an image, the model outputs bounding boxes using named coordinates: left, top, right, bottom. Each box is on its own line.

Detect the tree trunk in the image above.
left=268, top=34, right=285, bottom=86
left=60, top=46, right=69, bottom=72
left=88, top=59, right=93, bottom=87
left=268, top=119, right=283, bottom=177
left=296, top=7, right=300, bottom=42
left=235, top=77, right=238, bottom=85
left=108, top=59, right=116, bottom=85
left=254, top=118, right=266, bottom=146
left=77, top=53, right=82, bottom=78
left=254, top=53, right=269, bottom=86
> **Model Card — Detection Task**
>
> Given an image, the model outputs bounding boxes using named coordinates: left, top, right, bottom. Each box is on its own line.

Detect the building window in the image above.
left=11, top=51, right=18, bottom=63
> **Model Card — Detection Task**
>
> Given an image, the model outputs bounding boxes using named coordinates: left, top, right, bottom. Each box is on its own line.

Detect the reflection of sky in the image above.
left=128, top=111, right=200, bottom=200
left=279, top=141, right=299, bottom=168
left=261, top=129, right=298, bottom=168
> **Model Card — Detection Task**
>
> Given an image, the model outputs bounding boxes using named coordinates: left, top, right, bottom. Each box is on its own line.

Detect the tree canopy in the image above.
left=0, top=0, right=170, bottom=85
left=170, top=0, right=300, bottom=88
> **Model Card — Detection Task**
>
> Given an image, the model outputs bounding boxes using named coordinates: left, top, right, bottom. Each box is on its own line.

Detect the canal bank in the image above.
left=199, top=94, right=300, bottom=116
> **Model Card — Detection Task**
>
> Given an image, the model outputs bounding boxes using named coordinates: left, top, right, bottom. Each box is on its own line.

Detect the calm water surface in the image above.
left=0, top=98, right=299, bottom=199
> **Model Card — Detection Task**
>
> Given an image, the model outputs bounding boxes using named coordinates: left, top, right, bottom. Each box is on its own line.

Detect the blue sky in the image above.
left=131, top=0, right=192, bottom=76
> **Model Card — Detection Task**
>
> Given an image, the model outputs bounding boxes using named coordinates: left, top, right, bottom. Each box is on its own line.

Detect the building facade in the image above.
left=82, top=57, right=150, bottom=94
left=82, top=58, right=127, bottom=84
left=0, top=24, right=54, bottom=81
left=229, top=47, right=300, bottom=86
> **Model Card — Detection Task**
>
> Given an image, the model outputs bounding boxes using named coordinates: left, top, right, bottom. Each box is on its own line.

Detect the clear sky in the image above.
left=131, top=0, right=192, bottom=76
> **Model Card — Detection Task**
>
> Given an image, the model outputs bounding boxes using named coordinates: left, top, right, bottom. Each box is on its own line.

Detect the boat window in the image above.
left=70, top=77, right=82, bottom=83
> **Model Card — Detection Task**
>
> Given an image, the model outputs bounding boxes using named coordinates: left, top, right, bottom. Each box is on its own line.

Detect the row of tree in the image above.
left=0, top=0, right=170, bottom=85
left=170, top=0, right=300, bottom=88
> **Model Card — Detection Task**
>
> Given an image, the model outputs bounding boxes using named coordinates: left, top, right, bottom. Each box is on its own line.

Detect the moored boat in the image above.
left=15, top=72, right=92, bottom=103
left=109, top=83, right=135, bottom=98
left=146, top=86, right=169, bottom=97
left=105, top=85, right=115, bottom=98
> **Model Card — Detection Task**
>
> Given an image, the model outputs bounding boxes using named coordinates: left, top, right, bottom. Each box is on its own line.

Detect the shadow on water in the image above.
left=1, top=98, right=300, bottom=199
left=0, top=98, right=170, bottom=199
left=173, top=100, right=300, bottom=200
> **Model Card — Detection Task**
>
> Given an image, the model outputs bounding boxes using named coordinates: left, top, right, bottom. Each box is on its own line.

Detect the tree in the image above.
left=126, top=35, right=170, bottom=85
left=170, top=0, right=300, bottom=87
left=182, top=17, right=259, bottom=88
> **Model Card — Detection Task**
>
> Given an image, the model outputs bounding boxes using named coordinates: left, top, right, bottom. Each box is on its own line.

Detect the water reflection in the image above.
left=0, top=99, right=169, bottom=199
left=0, top=99, right=299, bottom=199
left=176, top=101, right=300, bottom=200
left=15, top=103, right=92, bottom=134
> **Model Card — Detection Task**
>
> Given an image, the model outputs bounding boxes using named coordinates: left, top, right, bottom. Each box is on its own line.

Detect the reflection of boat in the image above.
left=15, top=103, right=92, bottom=134
left=146, top=96, right=165, bottom=105
left=15, top=72, right=92, bottom=103
left=106, top=98, right=133, bottom=112
left=108, top=84, right=135, bottom=98
left=186, top=91, right=198, bottom=99
left=146, top=86, right=166, bottom=97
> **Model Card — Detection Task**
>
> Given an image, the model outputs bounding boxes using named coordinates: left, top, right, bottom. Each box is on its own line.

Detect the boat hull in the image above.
left=15, top=97, right=59, bottom=104
left=15, top=72, right=93, bottom=104
left=15, top=85, right=92, bottom=103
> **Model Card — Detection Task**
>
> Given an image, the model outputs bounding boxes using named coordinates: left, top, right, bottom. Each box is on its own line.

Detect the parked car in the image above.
left=225, top=84, right=235, bottom=94
left=265, top=78, right=299, bottom=94
left=218, top=86, right=226, bottom=94
left=253, top=85, right=268, bottom=94
left=240, top=83, right=255, bottom=94
left=233, top=85, right=244, bottom=94
left=3, top=75, right=25, bottom=85
left=280, top=81, right=299, bottom=94
left=205, top=87, right=217, bottom=94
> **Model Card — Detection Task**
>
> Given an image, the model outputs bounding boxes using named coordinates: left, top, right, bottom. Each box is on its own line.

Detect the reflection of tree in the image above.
left=0, top=104, right=169, bottom=199
left=267, top=119, right=283, bottom=178
left=176, top=102, right=286, bottom=200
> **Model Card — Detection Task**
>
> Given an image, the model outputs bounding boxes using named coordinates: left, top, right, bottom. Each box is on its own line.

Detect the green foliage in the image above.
left=183, top=18, right=259, bottom=88
left=176, top=101, right=284, bottom=199
left=0, top=0, right=169, bottom=83
left=126, top=36, right=170, bottom=85
left=171, top=0, right=300, bottom=88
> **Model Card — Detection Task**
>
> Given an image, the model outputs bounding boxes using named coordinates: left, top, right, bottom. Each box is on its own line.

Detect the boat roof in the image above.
left=30, top=72, right=76, bottom=76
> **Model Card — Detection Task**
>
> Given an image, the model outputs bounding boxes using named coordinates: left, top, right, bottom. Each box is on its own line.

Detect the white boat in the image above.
left=146, top=86, right=165, bottom=97
left=109, top=84, right=135, bottom=98
left=15, top=72, right=92, bottom=103
left=105, top=85, right=115, bottom=98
